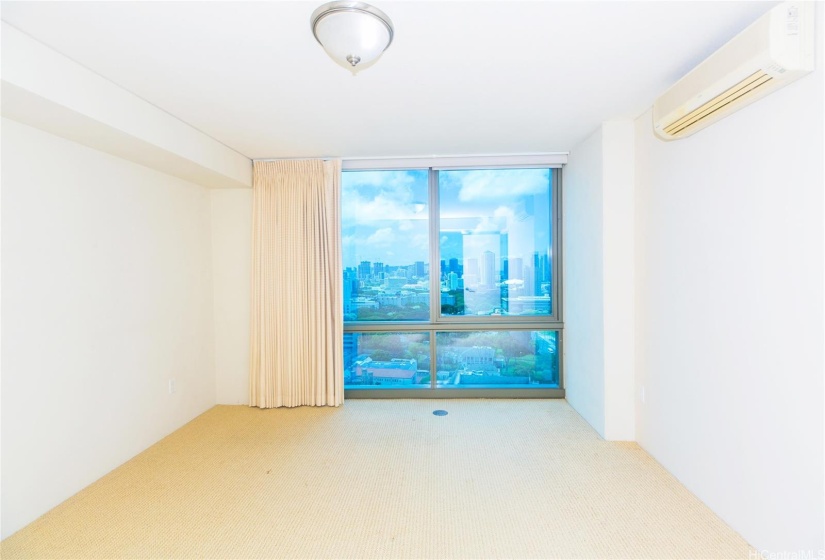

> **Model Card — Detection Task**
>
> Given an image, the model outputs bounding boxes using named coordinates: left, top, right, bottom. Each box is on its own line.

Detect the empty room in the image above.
left=1, top=1, right=823, bottom=559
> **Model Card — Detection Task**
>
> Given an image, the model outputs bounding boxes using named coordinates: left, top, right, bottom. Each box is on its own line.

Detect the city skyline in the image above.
left=343, top=247, right=552, bottom=320
left=342, top=168, right=552, bottom=269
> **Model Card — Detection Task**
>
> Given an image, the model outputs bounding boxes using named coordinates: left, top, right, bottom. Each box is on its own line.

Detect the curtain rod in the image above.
left=252, top=152, right=569, bottom=163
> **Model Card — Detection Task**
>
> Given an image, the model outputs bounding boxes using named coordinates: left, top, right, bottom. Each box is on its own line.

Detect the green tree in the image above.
left=407, top=342, right=429, bottom=364
left=507, top=355, right=535, bottom=378
left=495, top=332, right=533, bottom=374
left=371, top=349, right=391, bottom=361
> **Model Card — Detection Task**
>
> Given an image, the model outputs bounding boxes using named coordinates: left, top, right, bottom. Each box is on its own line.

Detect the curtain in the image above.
left=249, top=160, right=343, bottom=408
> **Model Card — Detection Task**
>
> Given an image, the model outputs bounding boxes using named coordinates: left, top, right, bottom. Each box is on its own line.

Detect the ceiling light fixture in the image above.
left=310, top=1, right=394, bottom=75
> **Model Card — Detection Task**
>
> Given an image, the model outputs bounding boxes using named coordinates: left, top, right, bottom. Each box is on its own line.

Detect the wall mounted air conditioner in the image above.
left=653, top=1, right=814, bottom=141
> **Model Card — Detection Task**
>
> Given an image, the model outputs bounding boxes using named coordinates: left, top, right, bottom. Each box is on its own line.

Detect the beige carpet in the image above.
left=2, top=400, right=754, bottom=559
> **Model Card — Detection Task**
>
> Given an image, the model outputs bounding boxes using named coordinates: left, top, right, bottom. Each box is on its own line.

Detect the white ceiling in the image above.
left=1, top=1, right=777, bottom=160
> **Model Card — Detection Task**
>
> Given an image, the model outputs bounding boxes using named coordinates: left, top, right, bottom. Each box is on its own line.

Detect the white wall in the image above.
left=0, top=118, right=217, bottom=538
left=563, top=128, right=606, bottom=435
left=600, top=122, right=636, bottom=441
left=564, top=121, right=636, bottom=440
left=1, top=23, right=252, bottom=189
left=633, top=28, right=824, bottom=553
left=211, top=189, right=253, bottom=405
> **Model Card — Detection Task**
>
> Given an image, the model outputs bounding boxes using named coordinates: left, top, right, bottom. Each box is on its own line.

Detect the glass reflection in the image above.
left=439, top=169, right=552, bottom=316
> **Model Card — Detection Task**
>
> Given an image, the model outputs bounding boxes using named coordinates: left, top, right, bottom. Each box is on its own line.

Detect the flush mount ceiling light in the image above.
left=310, top=1, right=394, bottom=75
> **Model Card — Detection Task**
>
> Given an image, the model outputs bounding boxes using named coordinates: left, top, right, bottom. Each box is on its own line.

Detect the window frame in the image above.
left=342, top=159, right=565, bottom=398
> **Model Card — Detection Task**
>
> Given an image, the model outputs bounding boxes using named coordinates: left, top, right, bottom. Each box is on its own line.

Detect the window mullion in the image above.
left=553, top=168, right=563, bottom=323
left=428, top=169, right=439, bottom=389
left=428, top=168, right=440, bottom=325
left=428, top=330, right=436, bottom=390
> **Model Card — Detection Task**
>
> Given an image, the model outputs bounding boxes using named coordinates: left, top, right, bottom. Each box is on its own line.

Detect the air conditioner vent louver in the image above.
left=653, top=1, right=814, bottom=141
left=664, top=71, right=774, bottom=138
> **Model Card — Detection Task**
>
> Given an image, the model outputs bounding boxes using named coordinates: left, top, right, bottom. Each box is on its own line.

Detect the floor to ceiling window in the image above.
left=342, top=163, right=563, bottom=397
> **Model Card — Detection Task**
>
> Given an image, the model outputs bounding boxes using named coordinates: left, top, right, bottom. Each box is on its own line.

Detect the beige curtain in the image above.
left=249, top=160, right=343, bottom=408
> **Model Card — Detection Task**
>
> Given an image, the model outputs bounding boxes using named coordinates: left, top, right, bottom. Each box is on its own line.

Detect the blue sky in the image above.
left=342, top=169, right=551, bottom=270
left=342, top=170, right=429, bottom=268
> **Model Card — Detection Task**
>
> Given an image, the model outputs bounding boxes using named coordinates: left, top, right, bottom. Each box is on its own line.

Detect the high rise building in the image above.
left=343, top=268, right=359, bottom=314
left=481, top=250, right=496, bottom=287
left=384, top=275, right=407, bottom=291
left=523, top=264, right=535, bottom=296
left=415, top=261, right=426, bottom=278
left=373, top=261, right=384, bottom=280
left=510, top=257, right=523, bottom=281
left=358, top=260, right=371, bottom=280
left=533, top=251, right=551, bottom=295
left=465, top=258, right=479, bottom=278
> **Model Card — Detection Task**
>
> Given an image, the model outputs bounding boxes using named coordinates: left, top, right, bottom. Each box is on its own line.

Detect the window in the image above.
left=344, top=332, right=430, bottom=388
left=342, top=164, right=563, bottom=396
left=435, top=330, right=558, bottom=387
left=439, top=169, right=554, bottom=317
left=342, top=170, right=429, bottom=322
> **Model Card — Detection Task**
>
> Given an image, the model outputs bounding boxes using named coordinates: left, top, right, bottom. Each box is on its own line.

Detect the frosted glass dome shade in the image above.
left=311, top=2, right=394, bottom=74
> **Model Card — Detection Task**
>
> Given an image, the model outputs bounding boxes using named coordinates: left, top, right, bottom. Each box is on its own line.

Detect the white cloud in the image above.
left=456, top=169, right=549, bottom=202
left=472, top=215, right=506, bottom=234
left=342, top=170, right=429, bottom=224
left=410, top=233, right=429, bottom=252
left=493, top=206, right=516, bottom=220
left=366, top=227, right=396, bottom=246
left=342, top=189, right=428, bottom=224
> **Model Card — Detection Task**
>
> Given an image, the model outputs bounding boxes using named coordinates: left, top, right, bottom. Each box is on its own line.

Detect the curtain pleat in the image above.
left=249, top=160, right=343, bottom=408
